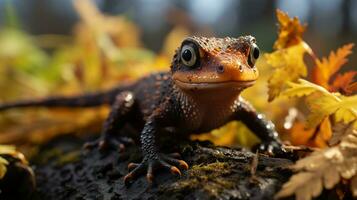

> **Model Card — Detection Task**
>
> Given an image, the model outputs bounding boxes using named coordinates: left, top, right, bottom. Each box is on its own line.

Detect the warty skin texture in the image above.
left=0, top=36, right=284, bottom=185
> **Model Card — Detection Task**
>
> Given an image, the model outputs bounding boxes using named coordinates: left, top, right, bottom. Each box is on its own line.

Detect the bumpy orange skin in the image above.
left=172, top=36, right=259, bottom=87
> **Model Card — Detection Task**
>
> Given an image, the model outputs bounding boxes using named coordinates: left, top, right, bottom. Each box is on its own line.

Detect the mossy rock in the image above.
left=31, top=135, right=293, bottom=200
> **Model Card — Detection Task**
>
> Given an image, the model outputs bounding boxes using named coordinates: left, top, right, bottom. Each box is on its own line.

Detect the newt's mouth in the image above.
left=174, top=79, right=256, bottom=90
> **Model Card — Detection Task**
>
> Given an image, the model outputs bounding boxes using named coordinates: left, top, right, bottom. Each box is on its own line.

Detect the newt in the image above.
left=0, top=36, right=285, bottom=185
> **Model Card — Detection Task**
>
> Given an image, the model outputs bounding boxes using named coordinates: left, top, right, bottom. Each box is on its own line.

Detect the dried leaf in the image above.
left=0, top=156, right=8, bottom=179
left=311, top=43, right=354, bottom=89
left=289, top=122, right=315, bottom=146
left=314, top=117, right=332, bottom=148
left=274, top=9, right=307, bottom=50
left=266, top=42, right=312, bottom=101
left=346, top=82, right=357, bottom=94
left=276, top=129, right=357, bottom=200
left=352, top=175, right=357, bottom=197
left=330, top=71, right=357, bottom=95
left=329, top=122, right=356, bottom=146
left=0, top=145, right=28, bottom=179
left=290, top=117, right=332, bottom=148
left=265, top=10, right=313, bottom=101
left=0, top=107, right=109, bottom=145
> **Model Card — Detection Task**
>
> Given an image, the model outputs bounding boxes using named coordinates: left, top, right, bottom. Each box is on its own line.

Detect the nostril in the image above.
left=217, top=65, right=224, bottom=73
left=239, top=65, right=243, bottom=72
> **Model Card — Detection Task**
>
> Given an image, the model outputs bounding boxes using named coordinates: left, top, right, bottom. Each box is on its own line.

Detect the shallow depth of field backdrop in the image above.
left=2, top=0, right=357, bottom=64
left=0, top=0, right=356, bottom=199
left=0, top=0, right=355, bottom=144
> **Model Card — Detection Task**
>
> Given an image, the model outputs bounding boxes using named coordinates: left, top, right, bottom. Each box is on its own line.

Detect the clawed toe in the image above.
left=83, top=136, right=134, bottom=152
left=124, top=162, right=146, bottom=185
left=124, top=154, right=189, bottom=186
left=161, top=154, right=189, bottom=170
left=169, top=166, right=181, bottom=176
left=128, top=162, right=140, bottom=171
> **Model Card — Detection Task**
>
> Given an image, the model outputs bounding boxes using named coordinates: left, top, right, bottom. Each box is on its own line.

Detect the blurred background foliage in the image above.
left=0, top=1, right=355, bottom=198
left=0, top=0, right=355, bottom=157
left=1, top=0, right=356, bottom=65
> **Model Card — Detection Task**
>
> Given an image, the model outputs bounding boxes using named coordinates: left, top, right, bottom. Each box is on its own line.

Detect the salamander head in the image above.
left=171, top=36, right=259, bottom=92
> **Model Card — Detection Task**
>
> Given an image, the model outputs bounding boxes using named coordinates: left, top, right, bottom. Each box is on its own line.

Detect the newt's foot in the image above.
left=83, top=136, right=134, bottom=152
left=124, top=153, right=189, bottom=186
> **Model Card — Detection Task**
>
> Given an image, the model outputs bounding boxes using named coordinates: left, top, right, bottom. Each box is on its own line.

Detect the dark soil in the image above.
left=29, top=134, right=293, bottom=200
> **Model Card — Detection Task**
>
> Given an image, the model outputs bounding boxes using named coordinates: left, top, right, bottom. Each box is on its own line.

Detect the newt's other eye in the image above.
left=181, top=44, right=197, bottom=67
left=248, top=43, right=260, bottom=67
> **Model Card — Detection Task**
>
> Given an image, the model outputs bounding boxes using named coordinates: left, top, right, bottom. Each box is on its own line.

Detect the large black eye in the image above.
left=248, top=43, right=259, bottom=67
left=180, top=44, right=197, bottom=67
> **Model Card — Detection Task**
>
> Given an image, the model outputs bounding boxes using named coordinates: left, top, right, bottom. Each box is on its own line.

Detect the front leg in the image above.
left=84, top=91, right=135, bottom=151
left=123, top=116, right=188, bottom=185
left=234, top=97, right=284, bottom=155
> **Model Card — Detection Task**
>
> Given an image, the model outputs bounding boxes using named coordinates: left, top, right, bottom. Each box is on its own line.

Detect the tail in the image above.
left=0, top=85, right=128, bottom=111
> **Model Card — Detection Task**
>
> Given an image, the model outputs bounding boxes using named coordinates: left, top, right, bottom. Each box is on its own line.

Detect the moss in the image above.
left=56, top=150, right=80, bottom=165
left=33, top=148, right=62, bottom=164
left=168, top=161, right=237, bottom=198
left=32, top=147, right=80, bottom=166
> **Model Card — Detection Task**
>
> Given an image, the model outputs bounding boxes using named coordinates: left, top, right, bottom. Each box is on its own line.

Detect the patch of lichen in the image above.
left=166, top=161, right=238, bottom=198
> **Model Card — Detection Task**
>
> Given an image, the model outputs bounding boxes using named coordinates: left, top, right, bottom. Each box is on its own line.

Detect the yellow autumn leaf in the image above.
left=265, top=42, right=312, bottom=101
left=274, top=9, right=307, bottom=50
left=335, top=96, right=357, bottom=124
left=0, top=107, right=109, bottom=146
left=0, top=145, right=16, bottom=154
left=0, top=0, right=156, bottom=147
left=0, top=156, right=9, bottom=179
left=265, top=10, right=313, bottom=101
left=282, top=79, right=357, bottom=128
left=0, top=145, right=29, bottom=179
left=191, top=121, right=259, bottom=148
left=283, top=79, right=327, bottom=97
left=306, top=95, right=340, bottom=127
left=307, top=94, right=357, bottom=127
